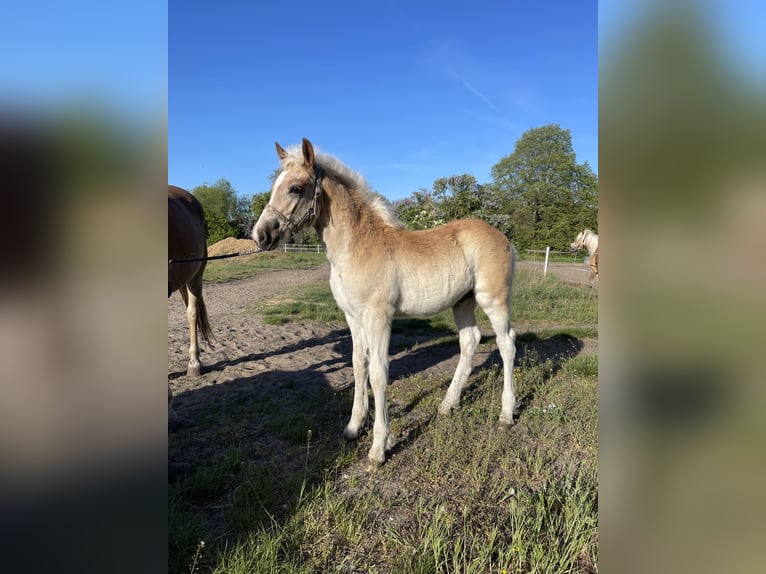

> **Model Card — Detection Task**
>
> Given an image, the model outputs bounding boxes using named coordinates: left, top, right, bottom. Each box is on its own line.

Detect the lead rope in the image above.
left=169, top=247, right=263, bottom=265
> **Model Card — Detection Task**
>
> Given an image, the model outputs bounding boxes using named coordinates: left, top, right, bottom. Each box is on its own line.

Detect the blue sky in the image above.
left=1, top=1, right=166, bottom=120
left=169, top=1, right=598, bottom=201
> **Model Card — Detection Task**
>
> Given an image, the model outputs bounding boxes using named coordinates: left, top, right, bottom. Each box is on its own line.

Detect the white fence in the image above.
left=282, top=243, right=325, bottom=253
left=524, top=249, right=581, bottom=263
left=525, top=247, right=589, bottom=279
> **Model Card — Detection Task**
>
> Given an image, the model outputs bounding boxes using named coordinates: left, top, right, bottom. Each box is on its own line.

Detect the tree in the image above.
left=192, top=178, right=249, bottom=245
left=432, top=175, right=482, bottom=221
left=393, top=189, right=442, bottom=230
left=490, top=124, right=597, bottom=251
left=250, top=191, right=270, bottom=223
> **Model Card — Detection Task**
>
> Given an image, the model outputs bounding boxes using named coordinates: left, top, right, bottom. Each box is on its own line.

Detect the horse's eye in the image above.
left=289, top=185, right=302, bottom=194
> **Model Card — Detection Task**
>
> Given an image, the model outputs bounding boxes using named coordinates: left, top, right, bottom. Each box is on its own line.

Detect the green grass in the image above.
left=253, top=281, right=345, bottom=324
left=170, top=267, right=598, bottom=573
left=512, top=269, right=598, bottom=324
left=203, top=251, right=327, bottom=283
left=562, top=353, right=599, bottom=378
left=187, top=364, right=598, bottom=574
left=251, top=268, right=597, bottom=330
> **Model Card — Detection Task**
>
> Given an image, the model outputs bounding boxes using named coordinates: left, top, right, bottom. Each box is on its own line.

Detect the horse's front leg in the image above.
left=343, top=316, right=369, bottom=441
left=365, top=311, right=394, bottom=469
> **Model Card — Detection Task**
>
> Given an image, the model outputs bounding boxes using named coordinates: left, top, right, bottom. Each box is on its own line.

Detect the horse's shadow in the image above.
left=513, top=333, right=584, bottom=417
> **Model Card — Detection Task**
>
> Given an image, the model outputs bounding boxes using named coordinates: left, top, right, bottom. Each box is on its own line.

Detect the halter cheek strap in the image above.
left=265, top=166, right=323, bottom=236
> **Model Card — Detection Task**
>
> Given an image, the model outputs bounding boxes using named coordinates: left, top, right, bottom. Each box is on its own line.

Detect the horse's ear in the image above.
left=275, top=142, right=287, bottom=160
left=302, top=138, right=315, bottom=169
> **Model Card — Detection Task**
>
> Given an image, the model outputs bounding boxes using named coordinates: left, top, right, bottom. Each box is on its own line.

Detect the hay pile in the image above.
left=207, top=237, right=258, bottom=257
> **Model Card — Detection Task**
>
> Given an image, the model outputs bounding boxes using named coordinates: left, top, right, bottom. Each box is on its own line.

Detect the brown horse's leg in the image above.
left=179, top=284, right=201, bottom=377
left=184, top=265, right=213, bottom=377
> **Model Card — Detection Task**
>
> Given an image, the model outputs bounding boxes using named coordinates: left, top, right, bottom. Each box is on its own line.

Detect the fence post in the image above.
left=543, top=246, right=551, bottom=277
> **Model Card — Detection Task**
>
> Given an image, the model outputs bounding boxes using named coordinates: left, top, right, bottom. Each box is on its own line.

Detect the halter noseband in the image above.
left=264, top=166, right=323, bottom=236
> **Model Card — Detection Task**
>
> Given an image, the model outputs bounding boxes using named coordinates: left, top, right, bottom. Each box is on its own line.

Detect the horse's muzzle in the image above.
left=252, top=219, right=282, bottom=251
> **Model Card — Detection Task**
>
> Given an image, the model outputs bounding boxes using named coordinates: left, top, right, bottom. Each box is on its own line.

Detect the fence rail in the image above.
left=522, top=248, right=590, bottom=279
left=282, top=243, right=325, bottom=253
left=524, top=249, right=582, bottom=263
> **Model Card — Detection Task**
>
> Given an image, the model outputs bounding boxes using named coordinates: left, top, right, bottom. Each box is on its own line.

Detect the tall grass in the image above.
left=170, top=267, right=598, bottom=573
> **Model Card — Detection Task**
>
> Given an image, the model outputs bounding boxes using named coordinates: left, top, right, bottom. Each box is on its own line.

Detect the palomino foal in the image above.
left=253, top=139, right=517, bottom=468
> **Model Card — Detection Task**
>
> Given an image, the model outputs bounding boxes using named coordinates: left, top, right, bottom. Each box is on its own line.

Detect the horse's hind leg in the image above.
left=589, top=252, right=598, bottom=282
left=476, top=293, right=517, bottom=428
left=180, top=284, right=202, bottom=377
left=439, top=295, right=481, bottom=415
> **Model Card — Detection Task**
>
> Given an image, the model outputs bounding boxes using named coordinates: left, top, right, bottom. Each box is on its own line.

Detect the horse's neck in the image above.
left=315, top=178, right=376, bottom=258
left=586, top=234, right=598, bottom=255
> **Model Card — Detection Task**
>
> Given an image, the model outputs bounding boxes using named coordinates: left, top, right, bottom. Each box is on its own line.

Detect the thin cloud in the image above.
left=450, top=70, right=498, bottom=113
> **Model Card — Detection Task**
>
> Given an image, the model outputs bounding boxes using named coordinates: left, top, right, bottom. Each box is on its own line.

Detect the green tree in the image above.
left=393, top=189, right=442, bottom=230
left=490, top=124, right=597, bottom=251
left=433, top=175, right=482, bottom=221
left=192, top=178, right=248, bottom=245
left=250, top=191, right=270, bottom=223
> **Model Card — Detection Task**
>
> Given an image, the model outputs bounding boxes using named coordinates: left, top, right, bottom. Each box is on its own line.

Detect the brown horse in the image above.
left=253, top=139, right=517, bottom=469
left=168, top=185, right=214, bottom=378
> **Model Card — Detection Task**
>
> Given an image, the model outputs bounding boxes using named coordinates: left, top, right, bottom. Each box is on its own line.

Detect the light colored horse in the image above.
left=168, top=186, right=214, bottom=420
left=570, top=228, right=599, bottom=280
left=252, top=138, right=517, bottom=468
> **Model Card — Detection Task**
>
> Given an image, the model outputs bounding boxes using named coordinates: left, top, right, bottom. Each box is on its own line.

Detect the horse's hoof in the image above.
left=343, top=427, right=359, bottom=441
left=365, top=457, right=385, bottom=473
left=186, top=366, right=202, bottom=377
left=437, top=402, right=455, bottom=416
left=495, top=419, right=514, bottom=431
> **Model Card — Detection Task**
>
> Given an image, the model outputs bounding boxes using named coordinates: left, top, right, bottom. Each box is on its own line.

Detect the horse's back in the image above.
left=169, top=185, right=205, bottom=229
left=168, top=185, right=207, bottom=294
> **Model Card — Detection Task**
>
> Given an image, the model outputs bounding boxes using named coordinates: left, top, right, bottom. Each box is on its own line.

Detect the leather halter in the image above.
left=263, top=166, right=323, bottom=236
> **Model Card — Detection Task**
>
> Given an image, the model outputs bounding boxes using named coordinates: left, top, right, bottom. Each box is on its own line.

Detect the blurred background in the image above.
left=0, top=1, right=167, bottom=572
left=600, top=0, right=766, bottom=572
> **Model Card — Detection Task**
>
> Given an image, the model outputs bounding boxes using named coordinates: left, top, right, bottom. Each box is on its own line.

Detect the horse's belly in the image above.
left=395, top=272, right=471, bottom=316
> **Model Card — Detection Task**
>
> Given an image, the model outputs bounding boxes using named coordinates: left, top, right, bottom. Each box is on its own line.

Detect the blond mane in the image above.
left=278, top=143, right=404, bottom=229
